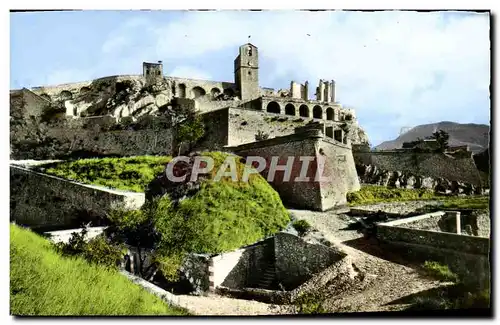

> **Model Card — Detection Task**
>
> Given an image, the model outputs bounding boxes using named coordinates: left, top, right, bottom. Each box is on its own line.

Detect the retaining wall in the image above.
left=377, top=214, right=490, bottom=288
left=10, top=165, right=145, bottom=230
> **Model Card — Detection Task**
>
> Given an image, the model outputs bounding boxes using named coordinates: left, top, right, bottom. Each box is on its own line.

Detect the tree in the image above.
left=402, top=137, right=424, bottom=149
left=430, top=130, right=450, bottom=152
left=174, top=114, right=205, bottom=155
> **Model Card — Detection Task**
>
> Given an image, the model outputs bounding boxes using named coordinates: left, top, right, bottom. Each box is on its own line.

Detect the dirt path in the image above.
left=289, top=205, right=447, bottom=313
left=172, top=294, right=285, bottom=316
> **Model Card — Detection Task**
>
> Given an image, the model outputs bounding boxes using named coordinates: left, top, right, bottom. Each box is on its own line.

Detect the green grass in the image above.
left=347, top=185, right=437, bottom=206
left=42, top=156, right=172, bottom=192
left=409, top=261, right=490, bottom=310
left=10, top=224, right=188, bottom=316
left=347, top=185, right=490, bottom=210
left=422, top=261, right=459, bottom=282
left=110, top=152, right=291, bottom=280
left=440, top=196, right=490, bottom=210
left=153, top=151, right=290, bottom=252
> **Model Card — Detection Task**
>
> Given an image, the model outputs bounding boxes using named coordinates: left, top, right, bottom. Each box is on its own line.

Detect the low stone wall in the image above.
left=274, top=232, right=344, bottom=290
left=377, top=215, right=490, bottom=288
left=402, top=211, right=491, bottom=237
left=10, top=165, right=145, bottom=230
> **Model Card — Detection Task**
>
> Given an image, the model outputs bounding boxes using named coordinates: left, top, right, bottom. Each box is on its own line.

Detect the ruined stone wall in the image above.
left=167, top=76, right=237, bottom=100
left=355, top=151, right=482, bottom=187
left=274, top=233, right=343, bottom=290
left=10, top=165, right=145, bottom=231
left=30, top=75, right=143, bottom=99
left=227, top=108, right=312, bottom=146
left=46, top=126, right=173, bottom=158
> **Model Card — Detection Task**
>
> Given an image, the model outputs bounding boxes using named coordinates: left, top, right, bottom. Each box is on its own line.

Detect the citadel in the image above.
left=9, top=41, right=490, bottom=312
left=10, top=43, right=482, bottom=211
left=11, top=43, right=370, bottom=210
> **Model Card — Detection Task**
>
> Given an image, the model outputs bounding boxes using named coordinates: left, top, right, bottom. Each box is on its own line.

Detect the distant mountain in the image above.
left=375, top=121, right=490, bottom=153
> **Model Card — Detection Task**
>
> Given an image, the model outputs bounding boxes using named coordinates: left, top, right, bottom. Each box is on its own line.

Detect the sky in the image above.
left=10, top=10, right=490, bottom=146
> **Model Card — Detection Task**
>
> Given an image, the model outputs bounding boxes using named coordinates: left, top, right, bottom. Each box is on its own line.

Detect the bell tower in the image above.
left=234, top=43, right=259, bottom=101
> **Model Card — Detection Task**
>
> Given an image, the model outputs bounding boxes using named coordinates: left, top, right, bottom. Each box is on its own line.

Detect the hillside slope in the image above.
left=375, top=121, right=490, bottom=153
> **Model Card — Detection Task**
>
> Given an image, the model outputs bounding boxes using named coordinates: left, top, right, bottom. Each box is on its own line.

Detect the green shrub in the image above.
left=108, top=152, right=291, bottom=281
left=293, top=220, right=312, bottom=237
left=54, top=228, right=126, bottom=270
left=293, top=291, right=328, bottom=314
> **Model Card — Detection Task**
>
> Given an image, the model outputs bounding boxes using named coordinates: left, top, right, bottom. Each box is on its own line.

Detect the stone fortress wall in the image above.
left=354, top=150, right=483, bottom=189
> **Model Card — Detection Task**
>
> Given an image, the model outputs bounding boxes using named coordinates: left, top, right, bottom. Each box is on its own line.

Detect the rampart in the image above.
left=355, top=151, right=482, bottom=186
left=228, top=130, right=360, bottom=211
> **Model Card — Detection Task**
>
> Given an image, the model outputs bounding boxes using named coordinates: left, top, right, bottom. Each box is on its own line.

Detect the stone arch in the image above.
left=211, top=87, right=221, bottom=98
left=299, top=104, right=309, bottom=117
left=326, top=107, right=334, bottom=121
left=223, top=88, right=234, bottom=97
left=191, top=86, right=206, bottom=99
left=39, top=93, right=51, bottom=101
left=266, top=101, right=280, bottom=114
left=60, top=90, right=73, bottom=101
left=313, top=105, right=323, bottom=119
left=178, top=84, right=186, bottom=98
left=285, top=103, right=296, bottom=116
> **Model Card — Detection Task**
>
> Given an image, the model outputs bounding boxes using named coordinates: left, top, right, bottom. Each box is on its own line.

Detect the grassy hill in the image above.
left=10, top=224, right=188, bottom=316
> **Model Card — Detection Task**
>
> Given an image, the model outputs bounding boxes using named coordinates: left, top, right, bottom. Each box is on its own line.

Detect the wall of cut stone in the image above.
left=318, top=138, right=361, bottom=208
left=10, top=165, right=145, bottom=230
left=274, top=232, right=343, bottom=290
left=231, top=133, right=323, bottom=210
left=231, top=131, right=360, bottom=210
left=355, top=152, right=482, bottom=187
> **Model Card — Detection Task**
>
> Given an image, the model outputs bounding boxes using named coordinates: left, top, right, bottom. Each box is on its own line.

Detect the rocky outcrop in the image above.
left=356, top=164, right=481, bottom=195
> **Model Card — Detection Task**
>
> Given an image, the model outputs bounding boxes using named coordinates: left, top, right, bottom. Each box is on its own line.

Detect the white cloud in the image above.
left=101, top=35, right=129, bottom=54
left=101, top=11, right=490, bottom=144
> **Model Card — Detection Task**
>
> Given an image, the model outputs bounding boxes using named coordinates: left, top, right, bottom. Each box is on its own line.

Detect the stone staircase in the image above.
left=253, top=262, right=277, bottom=290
